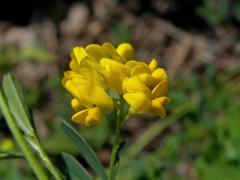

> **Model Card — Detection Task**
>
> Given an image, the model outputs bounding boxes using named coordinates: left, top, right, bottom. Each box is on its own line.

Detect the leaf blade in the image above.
left=2, top=74, right=33, bottom=136
left=56, top=152, right=92, bottom=180
left=0, top=151, right=23, bottom=160
left=61, top=120, right=107, bottom=180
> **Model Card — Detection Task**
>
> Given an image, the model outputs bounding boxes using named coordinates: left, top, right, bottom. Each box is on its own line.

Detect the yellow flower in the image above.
left=62, top=72, right=113, bottom=109
left=98, top=43, right=134, bottom=93
left=123, top=59, right=169, bottom=118
left=62, top=42, right=169, bottom=126
left=70, top=99, right=103, bottom=126
left=62, top=70, right=113, bottom=126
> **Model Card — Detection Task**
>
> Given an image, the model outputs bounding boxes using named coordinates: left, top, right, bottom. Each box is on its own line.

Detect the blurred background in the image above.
left=0, top=0, right=240, bottom=179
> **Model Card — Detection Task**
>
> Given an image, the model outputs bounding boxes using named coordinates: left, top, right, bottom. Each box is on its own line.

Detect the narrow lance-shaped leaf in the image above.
left=0, top=151, right=23, bottom=160
left=56, top=152, right=92, bottom=180
left=61, top=120, right=107, bottom=180
left=3, top=74, right=62, bottom=180
left=2, top=74, right=34, bottom=136
left=0, top=89, right=48, bottom=180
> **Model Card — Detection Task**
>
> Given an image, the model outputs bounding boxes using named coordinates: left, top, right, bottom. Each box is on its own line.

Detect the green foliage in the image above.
left=56, top=153, right=92, bottom=180
left=43, top=130, right=80, bottom=155
left=0, top=44, right=54, bottom=72
left=0, top=78, right=48, bottom=179
left=1, top=62, right=239, bottom=179
left=19, top=46, right=54, bottom=63
left=3, top=74, right=34, bottom=136
left=234, top=2, right=240, bottom=22
left=0, top=40, right=239, bottom=179
left=62, top=120, right=108, bottom=180
left=23, top=87, right=40, bottom=108
left=197, top=0, right=229, bottom=25
left=196, top=158, right=240, bottom=180
left=0, top=74, right=110, bottom=180
left=0, top=160, right=34, bottom=180
left=0, top=44, right=18, bottom=71
left=0, top=151, right=23, bottom=160
left=196, top=0, right=240, bottom=25
left=81, top=116, right=112, bottom=149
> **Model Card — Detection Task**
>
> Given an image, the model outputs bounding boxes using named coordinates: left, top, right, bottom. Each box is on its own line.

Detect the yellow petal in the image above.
left=100, top=58, right=130, bottom=93
left=71, top=98, right=83, bottom=111
left=123, top=92, right=151, bottom=113
left=64, top=70, right=84, bottom=78
left=151, top=80, right=168, bottom=99
left=151, top=97, right=170, bottom=118
left=72, top=108, right=89, bottom=125
left=71, top=77, right=113, bottom=109
left=76, top=60, right=106, bottom=86
left=63, top=74, right=112, bottom=109
left=153, top=97, right=170, bottom=107
left=123, top=76, right=150, bottom=94
left=62, top=71, right=82, bottom=88
left=85, top=107, right=102, bottom=126
left=149, top=58, right=158, bottom=71
left=138, top=73, right=156, bottom=86
left=68, top=57, right=107, bottom=87
left=72, top=107, right=102, bottom=126
left=151, top=103, right=165, bottom=118
left=85, top=44, right=109, bottom=61
left=131, top=64, right=151, bottom=77
left=72, top=47, right=88, bottom=64
left=152, top=68, right=168, bottom=81
left=117, top=43, right=135, bottom=60
left=63, top=78, right=81, bottom=99
left=125, top=60, right=146, bottom=69
left=102, top=42, right=124, bottom=63
left=69, top=59, right=80, bottom=72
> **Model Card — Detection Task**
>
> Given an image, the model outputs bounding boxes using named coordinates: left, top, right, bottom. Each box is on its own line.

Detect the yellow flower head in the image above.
left=0, top=138, right=14, bottom=151
left=62, top=42, right=169, bottom=126
left=123, top=59, right=170, bottom=118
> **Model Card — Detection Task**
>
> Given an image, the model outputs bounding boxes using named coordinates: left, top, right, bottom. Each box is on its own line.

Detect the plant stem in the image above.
left=0, top=90, right=48, bottom=180
left=33, top=137, right=62, bottom=180
left=108, top=116, right=121, bottom=180
left=108, top=98, right=123, bottom=180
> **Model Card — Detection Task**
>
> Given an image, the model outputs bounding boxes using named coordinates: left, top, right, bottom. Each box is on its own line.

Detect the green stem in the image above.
left=33, top=137, right=62, bottom=180
left=0, top=90, right=48, bottom=180
left=108, top=98, right=124, bottom=180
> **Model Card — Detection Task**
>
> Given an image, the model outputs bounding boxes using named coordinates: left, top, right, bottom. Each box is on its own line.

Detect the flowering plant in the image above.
left=0, top=42, right=169, bottom=180
left=62, top=42, right=169, bottom=126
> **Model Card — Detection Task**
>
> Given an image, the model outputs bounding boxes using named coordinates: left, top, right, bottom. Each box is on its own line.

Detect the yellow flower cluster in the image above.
left=62, top=43, right=169, bottom=126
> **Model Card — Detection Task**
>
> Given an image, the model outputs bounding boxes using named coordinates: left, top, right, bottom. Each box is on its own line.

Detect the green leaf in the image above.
left=61, top=120, right=107, bottom=180
left=19, top=46, right=54, bottom=63
left=0, top=151, right=23, bottom=160
left=56, top=152, right=92, bottom=180
left=2, top=74, right=34, bottom=136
